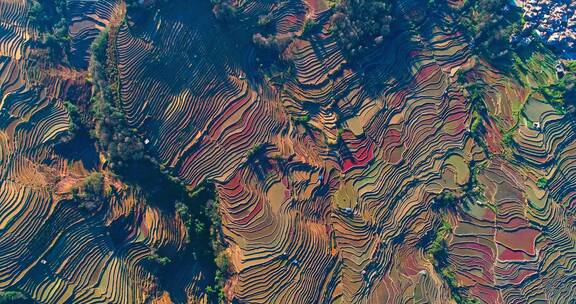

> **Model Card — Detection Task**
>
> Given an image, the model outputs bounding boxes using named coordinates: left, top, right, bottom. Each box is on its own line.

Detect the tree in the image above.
left=64, top=101, right=81, bottom=135
left=82, top=172, right=104, bottom=199
left=537, top=177, right=548, bottom=189
left=73, top=172, right=105, bottom=211
left=457, top=0, right=522, bottom=67
left=330, top=0, right=395, bottom=62
left=28, top=1, right=46, bottom=25
left=301, top=19, right=319, bottom=37
left=146, top=250, right=172, bottom=267
left=0, top=290, right=30, bottom=304
left=432, top=190, right=458, bottom=211
left=27, top=0, right=71, bottom=60
left=212, top=0, right=237, bottom=23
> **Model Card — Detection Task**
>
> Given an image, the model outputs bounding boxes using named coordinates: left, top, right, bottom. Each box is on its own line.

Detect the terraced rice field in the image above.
left=1, top=0, right=576, bottom=303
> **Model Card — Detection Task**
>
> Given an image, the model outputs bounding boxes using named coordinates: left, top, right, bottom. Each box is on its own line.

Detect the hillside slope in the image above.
left=0, top=0, right=575, bottom=303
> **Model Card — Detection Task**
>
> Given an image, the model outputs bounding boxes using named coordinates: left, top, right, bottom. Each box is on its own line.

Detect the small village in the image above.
left=518, top=0, right=576, bottom=57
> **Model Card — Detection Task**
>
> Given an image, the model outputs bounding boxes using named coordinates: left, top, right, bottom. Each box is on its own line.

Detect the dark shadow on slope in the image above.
left=54, top=128, right=99, bottom=171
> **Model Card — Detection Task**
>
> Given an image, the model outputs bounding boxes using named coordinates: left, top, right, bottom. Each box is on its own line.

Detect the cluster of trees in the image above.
left=251, top=32, right=296, bottom=84
left=462, top=79, right=488, bottom=118
left=433, top=164, right=485, bottom=214
left=301, top=19, right=319, bottom=38
left=246, top=143, right=274, bottom=179
left=426, top=219, right=451, bottom=270
left=431, top=190, right=459, bottom=211
left=88, top=29, right=145, bottom=172
left=564, top=63, right=576, bottom=108
left=27, top=0, right=70, bottom=59
left=451, top=0, right=523, bottom=67
left=250, top=8, right=295, bottom=78
left=60, top=101, right=83, bottom=143
left=292, top=114, right=311, bottom=124
left=0, top=290, right=30, bottom=304
left=455, top=69, right=492, bottom=155
left=72, top=172, right=105, bottom=211
left=174, top=183, right=228, bottom=302
left=91, top=92, right=146, bottom=170
left=330, top=0, right=395, bottom=62
left=89, top=29, right=109, bottom=91
left=537, top=177, right=548, bottom=189
left=211, top=0, right=237, bottom=23
left=422, top=219, right=480, bottom=304
left=252, top=33, right=292, bottom=53
left=87, top=24, right=229, bottom=303
left=146, top=249, right=172, bottom=267
left=424, top=161, right=488, bottom=303
left=537, top=63, right=576, bottom=112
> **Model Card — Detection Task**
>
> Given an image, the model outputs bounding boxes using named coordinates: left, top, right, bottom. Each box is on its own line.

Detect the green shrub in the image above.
left=502, top=132, right=514, bottom=147
left=293, top=114, right=310, bottom=124
left=432, top=190, right=459, bottom=211
left=301, top=19, right=319, bottom=36
left=330, top=0, right=394, bottom=62
left=457, top=0, right=524, bottom=69
left=73, top=172, right=104, bottom=211
left=27, top=0, right=70, bottom=59
left=537, top=177, right=548, bottom=189
left=28, top=1, right=46, bottom=25
left=81, top=172, right=104, bottom=199
left=64, top=101, right=81, bottom=134
left=0, top=290, right=29, bottom=304
left=425, top=219, right=478, bottom=304
left=89, top=29, right=109, bottom=87
left=146, top=251, right=172, bottom=267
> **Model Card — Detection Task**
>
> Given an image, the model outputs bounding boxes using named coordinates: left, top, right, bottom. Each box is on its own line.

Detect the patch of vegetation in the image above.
left=469, top=110, right=484, bottom=138
left=427, top=219, right=451, bottom=269
left=251, top=19, right=296, bottom=85
left=125, top=0, right=153, bottom=22
left=72, top=172, right=105, bottom=211
left=464, top=160, right=485, bottom=200
left=426, top=219, right=480, bottom=304
left=75, top=172, right=104, bottom=199
left=146, top=249, right=172, bottom=267
left=246, top=143, right=272, bottom=179
left=247, top=143, right=267, bottom=162
left=537, top=177, right=548, bottom=189
left=85, top=26, right=230, bottom=300
left=61, top=101, right=83, bottom=143
left=336, top=127, right=344, bottom=143
left=206, top=251, right=229, bottom=301
left=432, top=190, right=459, bottom=211
left=257, top=14, right=273, bottom=27
left=457, top=70, right=492, bottom=155
left=460, top=1, right=523, bottom=63
left=535, top=65, right=576, bottom=111
left=330, top=0, right=395, bottom=62
left=0, top=290, right=30, bottom=304
left=501, top=129, right=516, bottom=149
left=292, top=114, right=311, bottom=124
left=88, top=28, right=109, bottom=88
left=438, top=0, right=525, bottom=70
left=460, top=77, right=488, bottom=118
left=301, top=18, right=319, bottom=37
left=211, top=0, right=238, bottom=24
left=88, top=28, right=145, bottom=171
left=27, top=0, right=70, bottom=60
left=252, top=33, right=293, bottom=53
left=174, top=183, right=228, bottom=302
